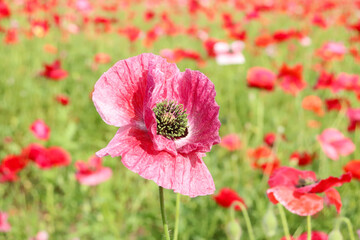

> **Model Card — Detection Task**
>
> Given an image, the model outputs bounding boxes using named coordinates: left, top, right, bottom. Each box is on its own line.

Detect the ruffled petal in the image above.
left=93, top=53, right=178, bottom=127
left=76, top=168, right=112, bottom=186
left=96, top=125, right=215, bottom=197
left=173, top=69, right=221, bottom=154
left=324, top=188, right=342, bottom=214
left=304, top=172, right=352, bottom=193
left=270, top=186, right=323, bottom=216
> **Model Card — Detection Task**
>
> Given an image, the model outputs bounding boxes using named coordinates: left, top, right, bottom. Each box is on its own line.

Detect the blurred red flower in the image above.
left=94, top=53, right=111, bottom=64
left=213, top=188, right=247, bottom=211
left=4, top=28, right=18, bottom=45
left=278, top=64, right=306, bottom=95
left=219, top=134, right=241, bottom=151
left=248, top=146, right=280, bottom=175
left=247, top=67, right=276, bottom=91
left=347, top=108, right=360, bottom=132
left=267, top=167, right=351, bottom=216
left=75, top=156, right=112, bottom=186
left=344, top=160, right=360, bottom=180
left=30, top=119, right=50, bottom=141
left=0, top=1, right=10, bottom=19
left=290, top=151, right=315, bottom=166
left=0, top=154, right=28, bottom=182
left=40, top=60, right=68, bottom=81
left=316, top=42, right=347, bottom=61
left=297, top=231, right=328, bottom=240
left=325, top=98, right=350, bottom=112
left=302, top=95, right=324, bottom=116
left=55, top=94, right=70, bottom=106
left=31, top=146, right=71, bottom=169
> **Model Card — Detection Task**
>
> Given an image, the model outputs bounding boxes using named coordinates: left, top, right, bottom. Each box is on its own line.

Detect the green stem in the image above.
left=307, top=215, right=311, bottom=240
left=340, top=217, right=356, bottom=240
left=277, top=204, right=291, bottom=240
left=173, top=193, right=181, bottom=240
left=235, top=201, right=255, bottom=240
left=159, top=187, right=171, bottom=240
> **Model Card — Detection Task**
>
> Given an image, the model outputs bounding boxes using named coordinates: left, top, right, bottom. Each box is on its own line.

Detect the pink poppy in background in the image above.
left=325, top=98, right=350, bottom=112
left=347, top=108, right=360, bottom=132
left=213, top=41, right=245, bottom=65
left=33, top=147, right=71, bottom=169
left=332, top=73, right=360, bottom=93
left=30, top=120, right=50, bottom=141
left=94, top=53, right=111, bottom=64
left=219, top=134, right=241, bottom=151
left=316, top=42, right=347, bottom=61
left=75, top=0, right=92, bottom=14
left=213, top=188, right=247, bottom=211
left=317, top=128, right=355, bottom=160
left=55, top=94, right=70, bottom=106
left=0, top=154, right=28, bottom=182
left=312, top=14, right=328, bottom=28
left=277, top=64, right=306, bottom=95
left=247, top=67, right=276, bottom=91
left=290, top=151, right=315, bottom=166
left=40, top=60, right=68, bottom=81
left=267, top=167, right=351, bottom=216
left=93, top=53, right=220, bottom=197
left=29, top=231, right=49, bottom=240
left=0, top=212, right=11, bottom=232
left=75, top=156, right=112, bottom=186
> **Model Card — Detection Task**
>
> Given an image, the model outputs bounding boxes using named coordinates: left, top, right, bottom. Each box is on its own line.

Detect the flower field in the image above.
left=1, top=0, right=360, bottom=239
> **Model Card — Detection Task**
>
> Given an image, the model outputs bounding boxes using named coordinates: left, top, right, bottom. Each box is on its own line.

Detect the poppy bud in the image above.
left=328, top=229, right=343, bottom=240
left=225, top=219, right=242, bottom=240
left=262, top=206, right=278, bottom=237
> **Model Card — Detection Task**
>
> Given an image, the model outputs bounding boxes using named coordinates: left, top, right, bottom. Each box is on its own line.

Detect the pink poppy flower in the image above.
left=93, top=53, right=220, bottom=197
left=317, top=128, right=355, bottom=160
left=29, top=231, right=49, bottom=240
left=316, top=42, right=347, bottom=61
left=219, top=134, right=241, bottom=151
left=213, top=41, right=245, bottom=65
left=332, top=73, right=360, bottom=93
left=30, top=120, right=50, bottom=141
left=0, top=212, right=11, bottom=232
left=75, top=156, right=112, bottom=186
left=247, top=67, right=276, bottom=91
left=347, top=108, right=360, bottom=132
left=267, top=167, right=351, bottom=216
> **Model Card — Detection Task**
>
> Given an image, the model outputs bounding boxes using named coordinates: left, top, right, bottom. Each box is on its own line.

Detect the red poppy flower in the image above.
left=0, top=1, right=10, bottom=19
left=32, top=146, right=71, bottom=169
left=277, top=64, right=306, bottom=95
left=144, top=10, right=155, bottom=22
left=219, top=134, right=241, bottom=151
left=93, top=53, right=220, bottom=197
left=55, top=94, right=70, bottom=106
left=118, top=26, right=141, bottom=43
left=290, top=151, right=315, bottom=166
left=0, top=154, right=28, bottom=182
left=248, top=146, right=280, bottom=175
left=263, top=133, right=276, bottom=147
left=312, top=14, right=328, bottom=28
left=22, top=143, right=46, bottom=162
left=267, top=167, right=351, bottom=216
left=203, top=38, right=219, bottom=57
left=213, top=188, right=247, bottom=211
left=30, top=119, right=50, bottom=141
left=3, top=28, right=18, bottom=45
left=255, top=34, right=274, bottom=48
left=75, top=156, right=112, bottom=186
left=297, top=231, right=328, bottom=240
left=344, top=160, right=360, bottom=180
left=40, top=59, right=68, bottom=81
left=31, top=20, right=50, bottom=38
left=313, top=71, right=335, bottom=90
left=0, top=212, right=11, bottom=232
left=325, top=98, right=350, bottom=112
left=247, top=67, right=276, bottom=91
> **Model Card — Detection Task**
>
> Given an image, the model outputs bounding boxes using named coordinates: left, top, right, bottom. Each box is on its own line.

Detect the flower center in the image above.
left=296, top=177, right=316, bottom=188
left=153, top=100, right=188, bottom=140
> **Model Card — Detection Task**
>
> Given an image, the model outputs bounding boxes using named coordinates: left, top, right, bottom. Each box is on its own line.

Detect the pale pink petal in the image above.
left=319, top=141, right=339, bottom=160
left=76, top=168, right=112, bottom=186
left=318, top=128, right=355, bottom=160
left=96, top=126, right=215, bottom=197
left=30, top=120, right=50, bottom=140
left=270, top=186, right=324, bottom=216
left=92, top=53, right=179, bottom=127
left=332, top=139, right=355, bottom=156
left=173, top=69, right=221, bottom=154
left=0, top=212, right=11, bottom=232
left=324, top=188, right=342, bottom=214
